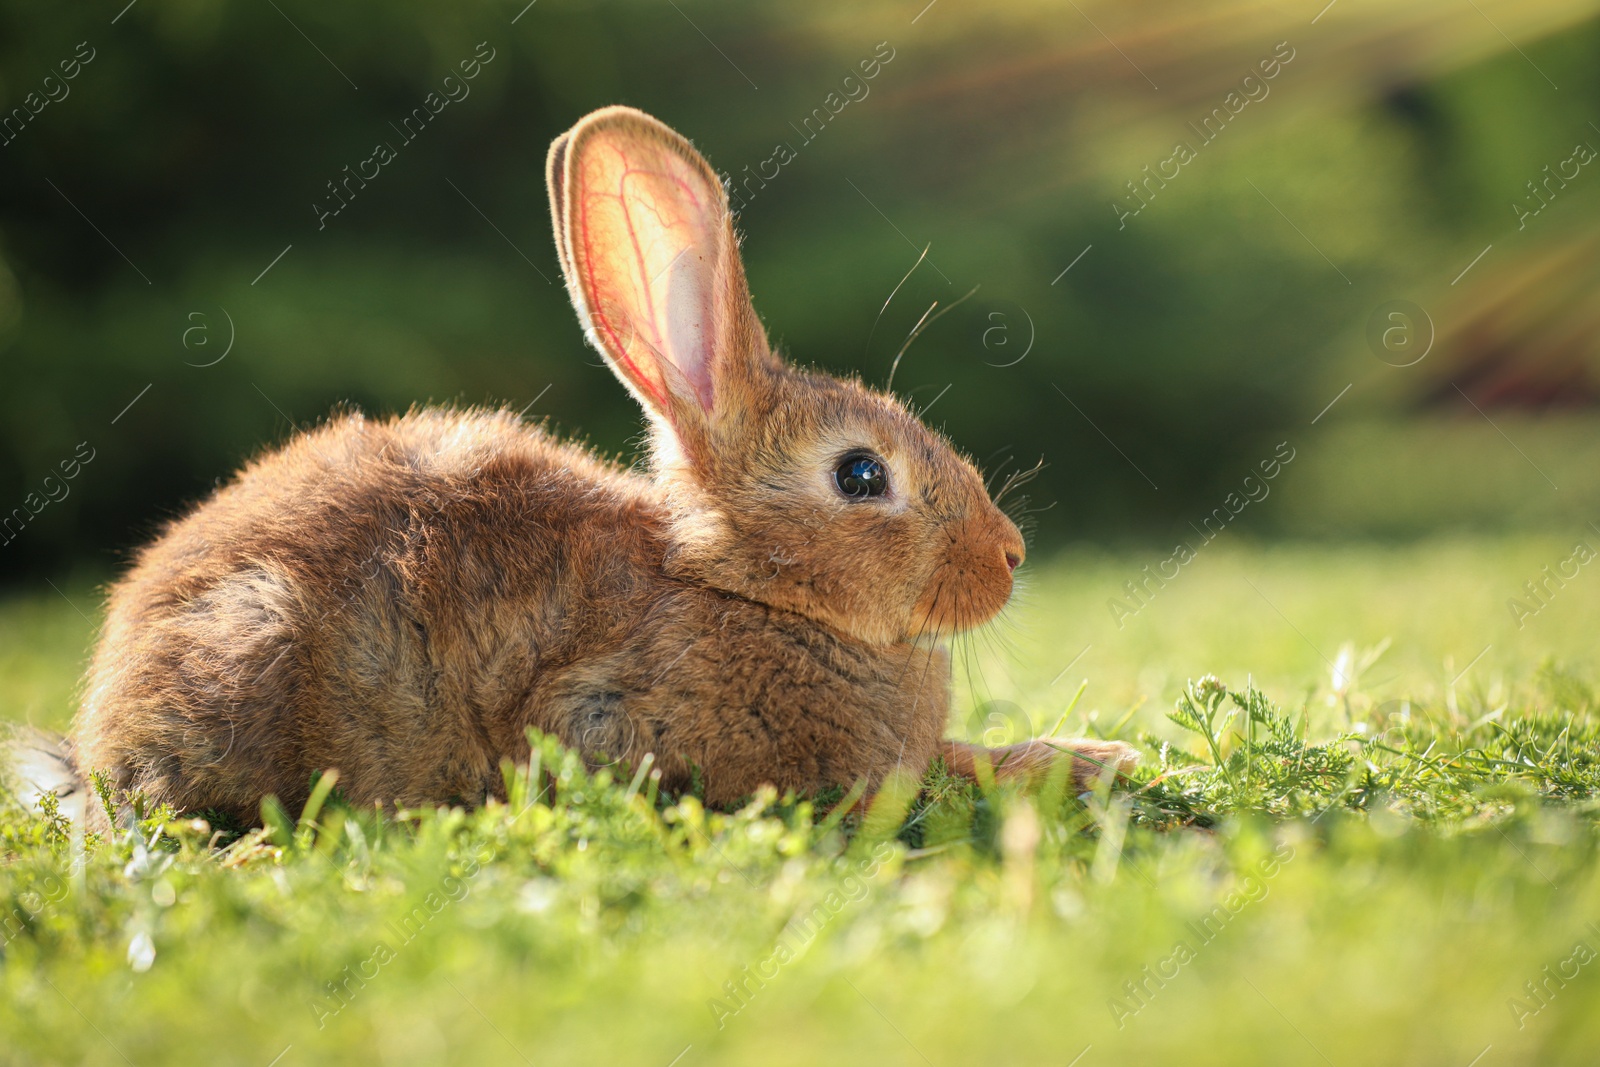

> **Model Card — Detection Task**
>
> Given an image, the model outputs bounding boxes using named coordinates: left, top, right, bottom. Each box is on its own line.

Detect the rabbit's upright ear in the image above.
left=548, top=107, right=767, bottom=440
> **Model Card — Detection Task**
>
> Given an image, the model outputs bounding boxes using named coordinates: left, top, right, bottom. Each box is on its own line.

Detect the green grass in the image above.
left=4, top=535, right=1600, bottom=1066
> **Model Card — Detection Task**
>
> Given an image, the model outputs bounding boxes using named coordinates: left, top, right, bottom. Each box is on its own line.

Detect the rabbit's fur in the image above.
left=68, top=106, right=1135, bottom=828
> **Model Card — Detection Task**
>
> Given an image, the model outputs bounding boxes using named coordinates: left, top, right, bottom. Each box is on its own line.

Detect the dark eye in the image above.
left=834, top=453, right=888, bottom=500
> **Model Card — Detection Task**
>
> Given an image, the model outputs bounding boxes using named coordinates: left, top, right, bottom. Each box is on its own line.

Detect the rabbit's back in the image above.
left=71, top=407, right=669, bottom=823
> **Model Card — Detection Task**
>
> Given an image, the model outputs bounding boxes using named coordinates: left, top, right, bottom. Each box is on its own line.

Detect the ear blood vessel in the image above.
left=69, top=107, right=1135, bottom=828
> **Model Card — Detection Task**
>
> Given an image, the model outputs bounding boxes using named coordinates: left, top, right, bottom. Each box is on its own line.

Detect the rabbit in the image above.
left=64, top=105, right=1137, bottom=831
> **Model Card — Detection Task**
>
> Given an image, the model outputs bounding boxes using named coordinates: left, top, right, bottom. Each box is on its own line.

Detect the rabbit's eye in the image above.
left=834, top=453, right=888, bottom=500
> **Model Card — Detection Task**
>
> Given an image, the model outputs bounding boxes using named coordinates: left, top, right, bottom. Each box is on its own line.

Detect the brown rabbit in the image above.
left=66, top=106, right=1135, bottom=830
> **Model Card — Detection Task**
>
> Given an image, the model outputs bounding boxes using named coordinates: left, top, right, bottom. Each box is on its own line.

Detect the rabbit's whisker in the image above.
left=984, top=454, right=1014, bottom=499
left=994, top=456, right=1046, bottom=506
left=906, top=612, right=949, bottom=723
left=957, top=633, right=990, bottom=736
left=886, top=285, right=979, bottom=395
left=899, top=564, right=951, bottom=687
left=866, top=242, right=930, bottom=365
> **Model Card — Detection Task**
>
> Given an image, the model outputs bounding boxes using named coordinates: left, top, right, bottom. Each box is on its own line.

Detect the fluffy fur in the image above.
left=68, top=106, right=1135, bottom=829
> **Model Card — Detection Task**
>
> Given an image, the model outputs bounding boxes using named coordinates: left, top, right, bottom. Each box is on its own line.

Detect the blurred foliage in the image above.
left=0, top=0, right=1598, bottom=582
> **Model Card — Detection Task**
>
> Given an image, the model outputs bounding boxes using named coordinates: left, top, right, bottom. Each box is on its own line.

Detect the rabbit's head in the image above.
left=548, top=107, right=1024, bottom=647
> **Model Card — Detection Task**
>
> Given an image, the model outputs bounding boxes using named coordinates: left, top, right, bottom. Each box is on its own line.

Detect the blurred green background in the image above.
left=1, top=0, right=1598, bottom=585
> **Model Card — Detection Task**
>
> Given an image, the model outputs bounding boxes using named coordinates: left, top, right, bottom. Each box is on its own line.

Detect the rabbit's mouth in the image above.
left=907, top=564, right=1015, bottom=639
left=904, top=510, right=1025, bottom=638
left=902, top=499, right=1024, bottom=639
left=908, top=583, right=1012, bottom=639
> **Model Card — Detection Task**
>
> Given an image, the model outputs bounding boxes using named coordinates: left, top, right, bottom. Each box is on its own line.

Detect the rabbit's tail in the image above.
left=2, top=725, right=86, bottom=826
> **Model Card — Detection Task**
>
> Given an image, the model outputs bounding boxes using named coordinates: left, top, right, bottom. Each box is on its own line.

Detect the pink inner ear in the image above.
left=575, top=136, right=721, bottom=414
left=662, top=248, right=716, bottom=409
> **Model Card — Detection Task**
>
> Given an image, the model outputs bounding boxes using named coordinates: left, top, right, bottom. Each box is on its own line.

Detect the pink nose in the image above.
left=1005, top=552, right=1021, bottom=572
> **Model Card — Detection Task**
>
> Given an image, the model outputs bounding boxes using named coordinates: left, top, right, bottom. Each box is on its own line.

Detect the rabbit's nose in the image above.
left=996, top=515, right=1025, bottom=574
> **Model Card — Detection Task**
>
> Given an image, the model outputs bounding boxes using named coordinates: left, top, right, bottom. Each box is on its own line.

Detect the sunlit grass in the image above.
left=3, top=536, right=1599, bottom=1066
left=963, top=534, right=1600, bottom=741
